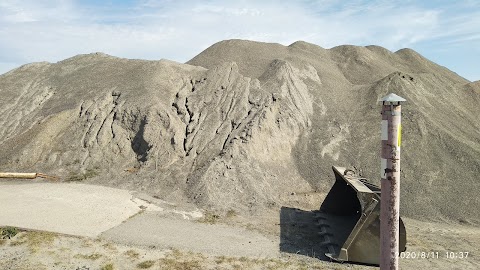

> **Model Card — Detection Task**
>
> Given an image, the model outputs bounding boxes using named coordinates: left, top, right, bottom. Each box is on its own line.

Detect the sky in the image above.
left=0, top=0, right=479, bottom=81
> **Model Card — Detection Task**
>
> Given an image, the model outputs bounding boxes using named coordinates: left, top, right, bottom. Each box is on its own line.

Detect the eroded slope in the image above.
left=1, top=40, right=479, bottom=223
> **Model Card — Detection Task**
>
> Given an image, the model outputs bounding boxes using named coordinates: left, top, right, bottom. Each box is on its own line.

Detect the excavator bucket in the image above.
left=318, top=166, right=406, bottom=265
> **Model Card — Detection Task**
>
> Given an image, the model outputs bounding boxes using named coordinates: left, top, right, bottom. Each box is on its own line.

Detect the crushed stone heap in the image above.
left=1, top=40, right=479, bottom=223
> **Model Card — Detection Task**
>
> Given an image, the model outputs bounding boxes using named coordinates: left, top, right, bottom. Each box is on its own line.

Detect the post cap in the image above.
left=380, top=93, right=406, bottom=103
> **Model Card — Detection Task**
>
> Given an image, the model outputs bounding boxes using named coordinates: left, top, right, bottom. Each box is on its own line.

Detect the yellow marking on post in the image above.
left=398, top=124, right=402, bottom=147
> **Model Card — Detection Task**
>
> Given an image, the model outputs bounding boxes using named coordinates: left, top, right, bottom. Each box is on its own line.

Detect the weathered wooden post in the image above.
left=380, top=93, right=406, bottom=270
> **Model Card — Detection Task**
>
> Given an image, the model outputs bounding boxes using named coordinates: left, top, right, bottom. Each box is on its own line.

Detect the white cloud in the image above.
left=0, top=1, right=36, bottom=23
left=0, top=0, right=479, bottom=80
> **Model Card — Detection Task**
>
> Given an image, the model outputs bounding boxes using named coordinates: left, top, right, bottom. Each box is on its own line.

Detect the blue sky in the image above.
left=0, top=0, right=479, bottom=81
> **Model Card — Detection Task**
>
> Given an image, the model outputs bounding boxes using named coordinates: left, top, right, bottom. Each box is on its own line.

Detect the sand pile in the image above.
left=0, top=40, right=478, bottom=222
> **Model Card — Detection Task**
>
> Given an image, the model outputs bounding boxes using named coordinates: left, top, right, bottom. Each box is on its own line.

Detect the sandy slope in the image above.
left=0, top=39, right=479, bottom=269
left=1, top=40, right=478, bottom=223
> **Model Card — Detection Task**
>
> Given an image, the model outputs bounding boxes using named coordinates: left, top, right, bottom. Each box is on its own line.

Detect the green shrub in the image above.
left=0, top=227, right=18, bottom=239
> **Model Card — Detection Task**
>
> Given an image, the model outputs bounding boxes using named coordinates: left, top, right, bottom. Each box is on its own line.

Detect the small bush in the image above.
left=0, top=227, right=18, bottom=239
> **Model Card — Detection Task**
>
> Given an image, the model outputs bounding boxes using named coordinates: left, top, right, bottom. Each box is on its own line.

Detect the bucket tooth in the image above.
left=325, top=245, right=337, bottom=256
left=320, top=237, right=334, bottom=246
left=317, top=226, right=330, bottom=233
left=317, top=231, right=333, bottom=237
left=316, top=221, right=330, bottom=228
left=314, top=212, right=327, bottom=219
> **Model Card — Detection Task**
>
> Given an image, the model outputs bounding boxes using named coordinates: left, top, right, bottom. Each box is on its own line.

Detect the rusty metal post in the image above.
left=380, top=93, right=405, bottom=270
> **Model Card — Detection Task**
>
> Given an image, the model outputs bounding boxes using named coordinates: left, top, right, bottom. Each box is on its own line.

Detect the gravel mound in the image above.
left=1, top=40, right=478, bottom=222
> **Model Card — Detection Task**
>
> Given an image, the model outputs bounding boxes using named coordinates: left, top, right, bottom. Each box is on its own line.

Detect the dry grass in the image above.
left=124, top=249, right=140, bottom=259
left=74, top=252, right=103, bottom=260
left=101, top=263, right=114, bottom=270
left=198, top=211, right=220, bottom=224
left=214, top=255, right=236, bottom=264
left=137, top=260, right=155, bottom=269
left=0, top=232, right=369, bottom=270
left=226, top=209, right=238, bottom=218
left=125, top=167, right=140, bottom=173
left=158, top=258, right=202, bottom=270
left=170, top=248, right=183, bottom=258
left=158, top=249, right=204, bottom=270
left=198, top=209, right=238, bottom=225
left=65, top=168, right=99, bottom=182
left=80, top=239, right=93, bottom=248
left=102, top=242, right=118, bottom=252
left=156, top=249, right=313, bottom=270
left=214, top=256, right=297, bottom=270
left=215, top=253, right=355, bottom=270
left=10, top=231, right=56, bottom=252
